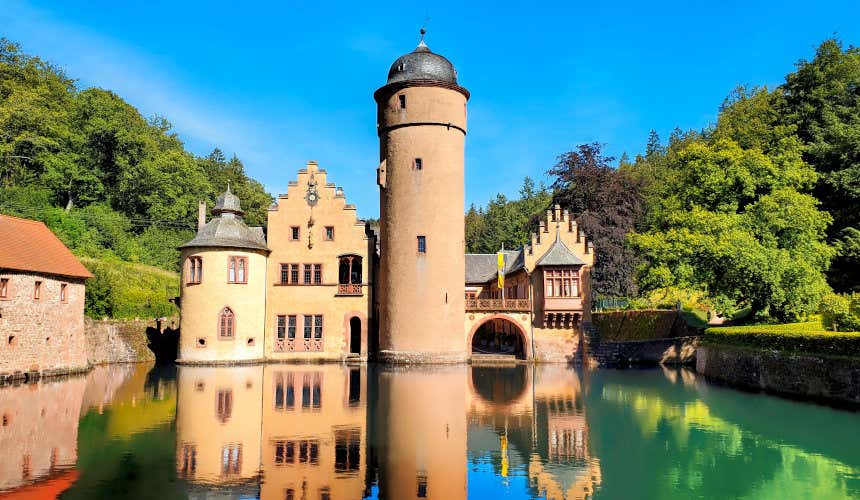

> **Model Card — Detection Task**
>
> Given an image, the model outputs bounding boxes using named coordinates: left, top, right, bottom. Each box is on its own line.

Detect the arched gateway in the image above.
left=467, top=314, right=529, bottom=360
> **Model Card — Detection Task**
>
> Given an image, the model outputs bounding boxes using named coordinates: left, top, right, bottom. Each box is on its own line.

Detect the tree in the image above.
left=549, top=143, right=644, bottom=298
left=781, top=39, right=860, bottom=291
left=465, top=177, right=551, bottom=253
left=630, top=88, right=833, bottom=320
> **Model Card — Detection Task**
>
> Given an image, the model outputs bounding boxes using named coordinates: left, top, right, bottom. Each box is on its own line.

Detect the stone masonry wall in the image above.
left=85, top=316, right=178, bottom=365
left=697, top=344, right=860, bottom=407
left=593, top=336, right=699, bottom=366
left=0, top=272, right=88, bottom=381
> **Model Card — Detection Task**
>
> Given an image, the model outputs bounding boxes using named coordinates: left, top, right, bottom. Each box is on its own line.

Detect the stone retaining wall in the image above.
left=697, top=344, right=860, bottom=407
left=593, top=336, right=699, bottom=366
left=85, top=316, right=178, bottom=365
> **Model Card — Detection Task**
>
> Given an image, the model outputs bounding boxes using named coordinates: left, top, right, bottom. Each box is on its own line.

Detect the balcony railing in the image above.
left=465, top=298, right=531, bottom=312
left=337, top=283, right=363, bottom=296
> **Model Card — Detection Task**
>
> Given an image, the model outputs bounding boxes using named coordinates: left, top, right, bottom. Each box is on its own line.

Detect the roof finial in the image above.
left=226, top=181, right=232, bottom=194
left=417, top=27, right=428, bottom=49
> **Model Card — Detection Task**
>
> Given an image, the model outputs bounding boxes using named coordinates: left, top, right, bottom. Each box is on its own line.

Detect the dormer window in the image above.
left=399, top=94, right=406, bottom=109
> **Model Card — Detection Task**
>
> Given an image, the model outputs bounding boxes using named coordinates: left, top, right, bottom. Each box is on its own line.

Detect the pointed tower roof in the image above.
left=535, top=231, right=586, bottom=267
left=212, top=183, right=243, bottom=216
left=179, top=186, right=268, bottom=252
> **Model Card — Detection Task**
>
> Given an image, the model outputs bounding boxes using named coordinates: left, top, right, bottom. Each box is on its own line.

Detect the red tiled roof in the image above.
left=0, top=470, right=79, bottom=499
left=0, top=215, right=93, bottom=279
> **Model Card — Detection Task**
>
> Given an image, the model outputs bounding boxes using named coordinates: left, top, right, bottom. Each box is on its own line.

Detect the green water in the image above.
left=0, top=363, right=857, bottom=499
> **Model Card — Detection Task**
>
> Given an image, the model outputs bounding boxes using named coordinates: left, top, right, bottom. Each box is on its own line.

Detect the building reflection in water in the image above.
left=0, top=363, right=144, bottom=496
left=172, top=364, right=598, bottom=500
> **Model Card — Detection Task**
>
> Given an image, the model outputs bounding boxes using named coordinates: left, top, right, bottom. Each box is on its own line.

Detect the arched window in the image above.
left=337, top=255, right=363, bottom=295
left=219, top=307, right=235, bottom=339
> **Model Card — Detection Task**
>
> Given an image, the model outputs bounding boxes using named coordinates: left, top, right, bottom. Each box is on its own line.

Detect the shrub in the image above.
left=704, top=322, right=860, bottom=358
left=819, top=293, right=860, bottom=332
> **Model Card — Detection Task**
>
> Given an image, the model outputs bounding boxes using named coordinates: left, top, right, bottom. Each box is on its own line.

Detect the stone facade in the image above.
left=0, top=272, right=88, bottom=381
left=464, top=206, right=595, bottom=363
left=697, top=344, right=860, bottom=407
left=375, top=83, right=470, bottom=363
left=0, top=375, right=86, bottom=490
left=264, top=161, right=374, bottom=362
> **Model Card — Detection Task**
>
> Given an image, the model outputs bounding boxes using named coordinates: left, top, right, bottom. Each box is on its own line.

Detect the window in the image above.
left=313, top=264, right=322, bottom=284
left=228, top=256, right=248, bottom=283
left=325, top=226, right=334, bottom=240
left=320, top=488, right=331, bottom=500
left=0, top=278, right=9, bottom=299
left=219, top=307, right=235, bottom=339
left=188, top=256, right=202, bottom=284
left=216, top=389, right=233, bottom=423
left=414, top=158, right=423, bottom=170
left=314, top=315, right=323, bottom=339
left=303, top=265, right=312, bottom=284
left=277, top=315, right=286, bottom=340
left=280, top=264, right=289, bottom=284
left=304, top=315, right=313, bottom=339
left=33, top=281, right=41, bottom=300
left=60, top=283, right=67, bottom=303
left=288, top=315, right=297, bottom=339
left=335, top=428, right=361, bottom=473
left=544, top=268, right=580, bottom=298
left=417, top=236, right=426, bottom=253
left=290, top=264, right=299, bottom=284
left=399, top=94, right=406, bottom=109
left=274, top=373, right=295, bottom=410
left=417, top=473, right=428, bottom=498
left=179, top=444, right=197, bottom=478
left=221, top=444, right=242, bottom=476
left=301, top=373, right=322, bottom=409
left=298, top=440, right=320, bottom=463
left=291, top=226, right=300, bottom=241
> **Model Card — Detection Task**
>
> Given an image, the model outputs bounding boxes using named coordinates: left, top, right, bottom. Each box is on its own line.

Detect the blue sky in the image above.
left=3, top=1, right=859, bottom=219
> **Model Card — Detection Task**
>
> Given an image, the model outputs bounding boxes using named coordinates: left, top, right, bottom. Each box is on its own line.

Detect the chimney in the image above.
left=198, top=201, right=206, bottom=231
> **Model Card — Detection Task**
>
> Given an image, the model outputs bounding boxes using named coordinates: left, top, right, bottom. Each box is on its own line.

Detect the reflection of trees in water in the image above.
left=589, top=372, right=858, bottom=499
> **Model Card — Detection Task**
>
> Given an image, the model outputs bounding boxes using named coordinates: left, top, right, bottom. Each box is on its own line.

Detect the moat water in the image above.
left=0, top=363, right=858, bottom=499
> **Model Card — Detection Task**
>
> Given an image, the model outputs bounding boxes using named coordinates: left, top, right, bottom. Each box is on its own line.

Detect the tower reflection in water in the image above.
left=174, top=364, right=599, bottom=499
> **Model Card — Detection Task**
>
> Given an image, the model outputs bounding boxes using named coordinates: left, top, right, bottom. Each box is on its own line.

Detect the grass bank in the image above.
left=82, top=257, right=179, bottom=320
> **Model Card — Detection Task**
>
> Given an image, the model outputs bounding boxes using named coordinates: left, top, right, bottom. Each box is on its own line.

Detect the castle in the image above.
left=177, top=33, right=593, bottom=364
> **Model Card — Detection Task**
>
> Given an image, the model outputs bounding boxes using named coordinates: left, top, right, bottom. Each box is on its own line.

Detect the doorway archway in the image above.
left=349, top=317, right=361, bottom=354
left=470, top=317, right=527, bottom=360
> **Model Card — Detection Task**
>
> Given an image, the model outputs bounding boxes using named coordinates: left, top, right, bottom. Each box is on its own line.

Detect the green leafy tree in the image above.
left=781, top=39, right=860, bottom=291
left=465, top=177, right=551, bottom=253
left=630, top=88, right=833, bottom=321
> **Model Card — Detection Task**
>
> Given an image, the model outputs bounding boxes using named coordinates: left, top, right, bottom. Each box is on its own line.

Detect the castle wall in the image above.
left=174, top=366, right=264, bottom=484
left=0, top=375, right=86, bottom=491
left=264, top=162, right=373, bottom=361
left=177, top=249, right=268, bottom=363
left=0, top=272, right=88, bottom=380
left=377, top=85, right=469, bottom=363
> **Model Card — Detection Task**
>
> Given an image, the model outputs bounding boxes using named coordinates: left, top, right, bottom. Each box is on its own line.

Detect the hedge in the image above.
left=704, top=322, right=860, bottom=358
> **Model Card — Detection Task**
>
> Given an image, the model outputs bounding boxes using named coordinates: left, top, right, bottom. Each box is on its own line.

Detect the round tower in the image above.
left=178, top=186, right=269, bottom=363
left=374, top=30, right=469, bottom=363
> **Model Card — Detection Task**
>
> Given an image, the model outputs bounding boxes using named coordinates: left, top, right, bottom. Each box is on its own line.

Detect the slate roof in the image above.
left=179, top=188, right=268, bottom=252
left=535, top=233, right=586, bottom=267
left=465, top=249, right=525, bottom=284
left=0, top=214, right=93, bottom=279
left=386, top=33, right=458, bottom=85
